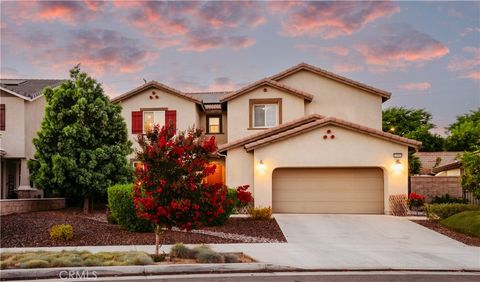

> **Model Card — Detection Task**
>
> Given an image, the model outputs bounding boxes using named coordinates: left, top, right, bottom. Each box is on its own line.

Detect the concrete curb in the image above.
left=0, top=263, right=297, bottom=280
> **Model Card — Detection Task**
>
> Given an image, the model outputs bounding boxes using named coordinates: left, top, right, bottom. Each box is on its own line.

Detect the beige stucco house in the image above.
left=113, top=63, right=421, bottom=215
left=0, top=79, right=64, bottom=199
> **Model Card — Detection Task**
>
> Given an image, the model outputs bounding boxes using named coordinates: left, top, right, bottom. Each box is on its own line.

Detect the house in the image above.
left=112, top=63, right=421, bottom=215
left=0, top=79, right=64, bottom=199
left=431, top=160, right=462, bottom=176
left=414, top=151, right=462, bottom=175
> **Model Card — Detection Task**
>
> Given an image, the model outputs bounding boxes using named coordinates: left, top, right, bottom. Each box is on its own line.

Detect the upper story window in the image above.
left=249, top=99, right=282, bottom=129
left=143, top=110, right=165, bottom=133
left=207, top=116, right=222, bottom=134
left=0, top=104, right=4, bottom=131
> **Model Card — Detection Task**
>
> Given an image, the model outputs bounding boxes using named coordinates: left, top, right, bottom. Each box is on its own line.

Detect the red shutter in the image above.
left=0, top=104, right=5, bottom=131
left=165, top=110, right=177, bottom=130
left=131, top=111, right=143, bottom=134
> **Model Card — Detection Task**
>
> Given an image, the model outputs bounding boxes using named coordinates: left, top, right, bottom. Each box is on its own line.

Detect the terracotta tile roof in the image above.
left=218, top=114, right=324, bottom=152
left=111, top=81, right=202, bottom=104
left=220, top=78, right=314, bottom=102
left=204, top=103, right=222, bottom=111
left=0, top=79, right=64, bottom=100
left=238, top=116, right=421, bottom=152
left=269, top=62, right=392, bottom=102
left=414, top=152, right=463, bottom=175
left=432, top=160, right=462, bottom=174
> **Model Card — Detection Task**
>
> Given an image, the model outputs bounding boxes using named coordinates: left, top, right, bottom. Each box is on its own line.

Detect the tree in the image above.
left=28, top=66, right=133, bottom=213
left=445, top=109, right=480, bottom=151
left=460, top=149, right=480, bottom=199
left=133, top=125, right=251, bottom=257
left=382, top=107, right=444, bottom=152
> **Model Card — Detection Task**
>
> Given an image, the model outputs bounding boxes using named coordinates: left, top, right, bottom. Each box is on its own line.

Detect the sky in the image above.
left=1, top=1, right=479, bottom=134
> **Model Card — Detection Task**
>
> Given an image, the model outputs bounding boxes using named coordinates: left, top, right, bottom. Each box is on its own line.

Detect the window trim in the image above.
left=206, top=115, right=223, bottom=134
left=142, top=109, right=166, bottom=134
left=249, top=98, right=282, bottom=129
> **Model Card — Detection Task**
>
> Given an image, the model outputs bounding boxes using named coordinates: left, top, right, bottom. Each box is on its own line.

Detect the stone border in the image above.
left=0, top=263, right=296, bottom=280
left=0, top=198, right=65, bottom=216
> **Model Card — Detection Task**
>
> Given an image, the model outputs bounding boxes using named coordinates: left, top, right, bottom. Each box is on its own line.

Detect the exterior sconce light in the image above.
left=392, top=153, right=403, bottom=172
left=257, top=160, right=266, bottom=172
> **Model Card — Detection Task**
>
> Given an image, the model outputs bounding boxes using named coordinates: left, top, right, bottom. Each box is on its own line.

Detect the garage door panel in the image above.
left=272, top=168, right=384, bottom=214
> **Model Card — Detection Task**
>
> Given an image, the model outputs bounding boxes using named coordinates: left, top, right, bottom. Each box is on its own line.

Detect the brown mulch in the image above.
left=412, top=220, right=480, bottom=247
left=0, top=209, right=286, bottom=248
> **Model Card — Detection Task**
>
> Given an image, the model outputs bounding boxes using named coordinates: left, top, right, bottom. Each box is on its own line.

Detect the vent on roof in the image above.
left=0, top=79, right=26, bottom=85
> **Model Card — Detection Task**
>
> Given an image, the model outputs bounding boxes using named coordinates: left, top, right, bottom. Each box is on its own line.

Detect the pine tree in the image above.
left=28, top=66, right=133, bottom=213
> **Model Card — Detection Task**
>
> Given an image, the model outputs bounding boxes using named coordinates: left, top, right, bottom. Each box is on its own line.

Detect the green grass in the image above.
left=441, top=211, right=480, bottom=237
left=0, top=250, right=154, bottom=270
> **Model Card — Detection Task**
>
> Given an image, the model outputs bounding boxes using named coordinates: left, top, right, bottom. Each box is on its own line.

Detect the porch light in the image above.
left=392, top=159, right=403, bottom=172
left=257, top=160, right=266, bottom=172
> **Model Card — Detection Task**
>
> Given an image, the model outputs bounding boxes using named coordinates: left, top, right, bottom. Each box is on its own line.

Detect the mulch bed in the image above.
left=412, top=220, right=480, bottom=247
left=0, top=209, right=286, bottom=248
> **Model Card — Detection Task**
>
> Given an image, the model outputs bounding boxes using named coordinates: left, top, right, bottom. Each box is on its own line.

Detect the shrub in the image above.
left=441, top=211, right=480, bottom=237
left=408, top=192, right=425, bottom=210
left=170, top=243, right=196, bottom=259
left=248, top=207, right=272, bottom=220
left=18, top=259, right=50, bottom=269
left=202, top=186, right=253, bottom=227
left=425, top=203, right=480, bottom=220
left=431, top=194, right=468, bottom=204
left=49, top=224, right=74, bottom=241
left=107, top=184, right=154, bottom=232
left=195, top=248, right=224, bottom=263
left=223, top=254, right=239, bottom=263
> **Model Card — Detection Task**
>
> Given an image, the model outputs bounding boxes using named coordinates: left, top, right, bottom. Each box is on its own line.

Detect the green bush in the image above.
left=19, top=259, right=50, bottom=269
left=170, top=243, right=196, bottom=259
left=248, top=207, right=272, bottom=220
left=107, top=184, right=154, bottom=232
left=49, top=224, right=74, bottom=241
left=425, top=203, right=480, bottom=220
left=195, top=248, right=224, bottom=263
left=431, top=194, right=467, bottom=204
left=441, top=211, right=480, bottom=237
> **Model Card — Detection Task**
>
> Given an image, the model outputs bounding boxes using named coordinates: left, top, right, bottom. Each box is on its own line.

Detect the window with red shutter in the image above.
left=0, top=104, right=5, bottom=131
left=165, top=110, right=176, bottom=130
left=131, top=111, right=143, bottom=134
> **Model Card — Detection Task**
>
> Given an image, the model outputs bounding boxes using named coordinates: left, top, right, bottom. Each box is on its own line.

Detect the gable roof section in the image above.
left=218, top=114, right=324, bottom=152
left=111, top=81, right=202, bottom=104
left=269, top=62, right=392, bottom=102
left=220, top=78, right=314, bottom=102
left=243, top=116, right=421, bottom=151
left=0, top=79, right=64, bottom=101
left=431, top=160, right=462, bottom=174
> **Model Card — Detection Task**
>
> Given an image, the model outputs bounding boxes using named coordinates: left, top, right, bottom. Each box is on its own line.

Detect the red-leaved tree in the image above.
left=133, top=124, right=229, bottom=256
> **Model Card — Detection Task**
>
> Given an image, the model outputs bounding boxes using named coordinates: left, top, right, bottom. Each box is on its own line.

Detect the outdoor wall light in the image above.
left=392, top=159, right=403, bottom=172
left=257, top=160, right=266, bottom=172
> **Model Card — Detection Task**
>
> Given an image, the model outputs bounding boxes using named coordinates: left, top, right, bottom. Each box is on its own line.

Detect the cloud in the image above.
left=398, top=82, right=432, bottom=91
left=448, top=46, right=480, bottom=81
left=333, top=63, right=364, bottom=73
left=461, top=71, right=480, bottom=80
left=228, top=36, right=256, bottom=50
left=355, top=24, right=449, bottom=69
left=197, top=1, right=266, bottom=28
left=272, top=1, right=399, bottom=39
left=460, top=27, right=480, bottom=37
left=35, top=29, right=156, bottom=75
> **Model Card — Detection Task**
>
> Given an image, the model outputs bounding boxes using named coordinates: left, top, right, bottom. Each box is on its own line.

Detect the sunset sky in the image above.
left=1, top=1, right=479, bottom=133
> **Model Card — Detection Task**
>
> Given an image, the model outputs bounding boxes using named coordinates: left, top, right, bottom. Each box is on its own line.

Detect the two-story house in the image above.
left=112, top=63, right=421, bottom=215
left=0, top=79, right=64, bottom=199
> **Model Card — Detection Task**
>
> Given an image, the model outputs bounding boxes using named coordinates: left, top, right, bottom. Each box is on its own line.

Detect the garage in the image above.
left=272, top=167, right=384, bottom=214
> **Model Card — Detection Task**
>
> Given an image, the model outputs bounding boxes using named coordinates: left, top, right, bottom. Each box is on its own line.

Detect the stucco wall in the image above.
left=410, top=176, right=462, bottom=202
left=226, top=86, right=305, bottom=142
left=225, top=146, right=254, bottom=190
left=24, top=96, right=46, bottom=160
left=435, top=168, right=461, bottom=176
left=0, top=91, right=26, bottom=158
left=277, top=70, right=383, bottom=130
left=115, top=87, right=202, bottom=158
left=239, top=125, right=408, bottom=214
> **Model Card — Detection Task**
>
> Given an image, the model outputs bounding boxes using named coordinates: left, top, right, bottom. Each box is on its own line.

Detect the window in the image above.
left=249, top=99, right=282, bottom=128
left=132, top=161, right=144, bottom=170
left=207, top=116, right=222, bottom=134
left=143, top=111, right=165, bottom=133
left=0, top=104, right=5, bottom=131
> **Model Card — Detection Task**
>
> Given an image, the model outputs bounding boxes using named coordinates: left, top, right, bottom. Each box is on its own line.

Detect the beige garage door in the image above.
left=272, top=168, right=384, bottom=214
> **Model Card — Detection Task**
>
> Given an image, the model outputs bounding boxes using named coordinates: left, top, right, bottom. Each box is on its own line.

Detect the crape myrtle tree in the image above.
left=28, top=66, right=133, bottom=213
left=133, top=124, right=252, bottom=256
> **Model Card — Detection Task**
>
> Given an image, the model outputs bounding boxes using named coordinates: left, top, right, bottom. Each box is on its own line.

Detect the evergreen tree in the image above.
left=28, top=66, right=133, bottom=213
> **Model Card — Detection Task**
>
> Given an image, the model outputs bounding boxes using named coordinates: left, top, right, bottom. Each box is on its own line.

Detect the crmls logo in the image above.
left=59, top=270, right=98, bottom=280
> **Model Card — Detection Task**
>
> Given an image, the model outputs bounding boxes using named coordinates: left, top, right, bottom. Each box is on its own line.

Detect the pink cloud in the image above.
left=333, top=63, right=364, bottom=73
left=197, top=1, right=266, bottom=28
left=448, top=46, right=480, bottom=81
left=461, top=71, right=480, bottom=80
left=228, top=36, right=256, bottom=50
left=398, top=82, right=432, bottom=91
left=273, top=1, right=399, bottom=39
left=355, top=24, right=449, bottom=69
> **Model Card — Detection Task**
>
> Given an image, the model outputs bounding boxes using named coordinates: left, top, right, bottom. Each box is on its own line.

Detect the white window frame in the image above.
left=252, top=103, right=279, bottom=128
left=143, top=110, right=165, bottom=133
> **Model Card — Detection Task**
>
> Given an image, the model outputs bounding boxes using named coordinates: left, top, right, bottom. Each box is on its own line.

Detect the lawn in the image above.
left=441, top=211, right=480, bottom=237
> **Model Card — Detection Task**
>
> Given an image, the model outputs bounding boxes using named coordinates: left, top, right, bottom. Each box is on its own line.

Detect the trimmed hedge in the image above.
left=107, top=184, right=154, bottom=232
left=425, top=203, right=480, bottom=220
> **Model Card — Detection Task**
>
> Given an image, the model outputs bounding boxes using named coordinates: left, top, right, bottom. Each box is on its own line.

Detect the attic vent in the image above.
left=0, top=79, right=26, bottom=85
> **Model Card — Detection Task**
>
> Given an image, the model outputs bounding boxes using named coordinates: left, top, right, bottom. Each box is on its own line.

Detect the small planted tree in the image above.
left=28, top=66, right=133, bottom=213
left=133, top=125, right=250, bottom=256
left=460, top=149, right=480, bottom=199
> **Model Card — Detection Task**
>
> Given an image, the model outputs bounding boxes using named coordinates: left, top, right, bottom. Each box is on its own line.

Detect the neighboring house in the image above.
left=113, top=63, right=421, bottom=215
left=0, top=79, right=64, bottom=199
left=414, top=151, right=462, bottom=175
left=432, top=160, right=462, bottom=176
